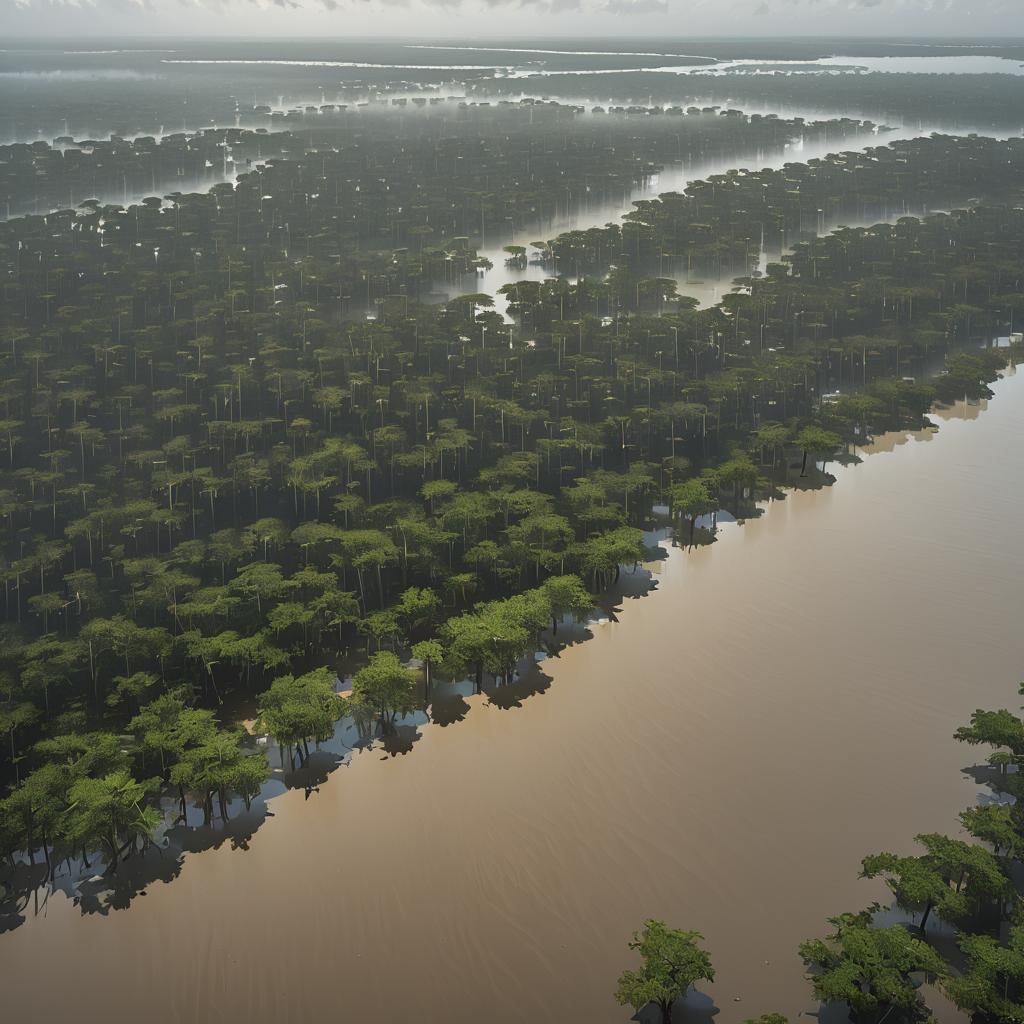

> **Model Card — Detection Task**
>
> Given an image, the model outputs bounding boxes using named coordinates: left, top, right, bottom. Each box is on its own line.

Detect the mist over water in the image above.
left=4, top=38, right=1024, bottom=143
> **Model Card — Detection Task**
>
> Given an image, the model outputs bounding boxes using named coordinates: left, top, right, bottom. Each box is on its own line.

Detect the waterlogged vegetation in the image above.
left=0, top=128, right=300, bottom=220
left=539, top=133, right=1024, bottom=294
left=0, top=116, right=1018, bottom=919
left=619, top=681, right=1024, bottom=1024
left=0, top=99, right=876, bottom=242
left=3, top=36, right=1024, bottom=1024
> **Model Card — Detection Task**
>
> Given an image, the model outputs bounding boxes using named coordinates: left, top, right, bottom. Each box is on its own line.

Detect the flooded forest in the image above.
left=2, top=33, right=1024, bottom=1024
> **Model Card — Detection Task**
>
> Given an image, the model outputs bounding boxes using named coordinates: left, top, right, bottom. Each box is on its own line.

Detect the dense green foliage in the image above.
left=615, top=920, right=714, bottom=1024
left=799, top=910, right=947, bottom=1024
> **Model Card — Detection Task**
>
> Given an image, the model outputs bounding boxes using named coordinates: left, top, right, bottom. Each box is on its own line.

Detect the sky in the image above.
left=3, top=0, right=1024, bottom=41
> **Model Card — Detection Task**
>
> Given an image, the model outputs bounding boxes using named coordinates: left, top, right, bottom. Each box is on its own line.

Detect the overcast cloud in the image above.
left=3, top=0, right=1024, bottom=40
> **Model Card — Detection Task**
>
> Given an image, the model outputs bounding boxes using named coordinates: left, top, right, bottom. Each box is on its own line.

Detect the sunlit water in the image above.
left=510, top=54, right=1024, bottom=78
left=2, top=364, right=1022, bottom=1023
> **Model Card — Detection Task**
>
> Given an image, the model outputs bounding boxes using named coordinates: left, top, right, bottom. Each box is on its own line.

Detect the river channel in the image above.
left=2, top=364, right=1022, bottom=1022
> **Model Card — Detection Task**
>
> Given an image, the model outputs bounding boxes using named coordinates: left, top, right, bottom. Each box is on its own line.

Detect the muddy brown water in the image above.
left=3, top=370, right=1024, bottom=1024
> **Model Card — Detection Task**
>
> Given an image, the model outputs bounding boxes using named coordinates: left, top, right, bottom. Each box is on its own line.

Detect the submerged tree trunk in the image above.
left=920, top=899, right=934, bottom=930
left=104, top=831, right=119, bottom=872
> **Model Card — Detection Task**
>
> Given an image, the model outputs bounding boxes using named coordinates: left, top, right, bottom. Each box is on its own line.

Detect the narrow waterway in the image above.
left=462, top=122, right=959, bottom=319
left=2, top=367, right=1022, bottom=1023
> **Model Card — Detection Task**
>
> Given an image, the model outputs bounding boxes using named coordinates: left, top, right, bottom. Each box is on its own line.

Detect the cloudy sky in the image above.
left=3, top=0, right=1024, bottom=40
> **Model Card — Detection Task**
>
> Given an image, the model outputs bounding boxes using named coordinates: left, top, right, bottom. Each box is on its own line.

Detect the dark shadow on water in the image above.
left=280, top=748, right=345, bottom=790
left=69, top=846, right=187, bottom=916
left=644, top=537, right=672, bottom=560
left=484, top=668, right=553, bottom=710
left=761, top=482, right=790, bottom=503
left=673, top=525, right=718, bottom=549
left=380, top=722, right=422, bottom=757
left=429, top=691, right=471, bottom=726
left=634, top=989, right=720, bottom=1024
left=804, top=1001, right=856, bottom=1024
left=791, top=469, right=838, bottom=491
left=732, top=504, right=767, bottom=526
left=545, top=615, right=596, bottom=654
left=0, top=864, right=42, bottom=932
left=169, top=806, right=266, bottom=854
left=959, top=762, right=1015, bottom=791
left=598, top=565, right=662, bottom=608
left=833, top=450, right=864, bottom=467
left=73, top=801, right=267, bottom=917
left=0, top=798, right=270, bottom=930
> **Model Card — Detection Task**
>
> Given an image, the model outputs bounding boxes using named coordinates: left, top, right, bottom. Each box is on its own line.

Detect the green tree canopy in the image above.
left=799, top=909, right=946, bottom=1024
left=794, top=426, right=841, bottom=476
left=861, top=833, right=1010, bottom=930
left=256, top=667, right=345, bottom=764
left=946, top=924, right=1024, bottom=1024
left=350, top=651, right=418, bottom=730
left=615, top=920, right=715, bottom=1024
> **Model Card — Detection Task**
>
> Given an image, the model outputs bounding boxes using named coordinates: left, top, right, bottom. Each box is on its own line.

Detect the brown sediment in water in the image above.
left=2, top=370, right=1023, bottom=1024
